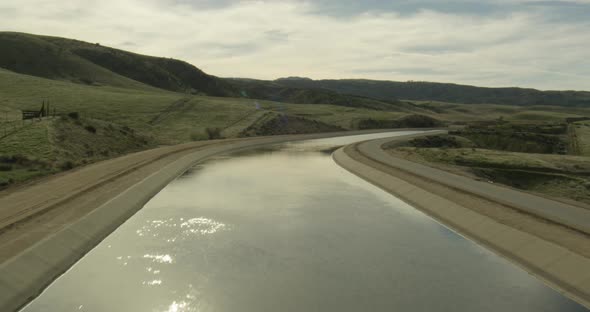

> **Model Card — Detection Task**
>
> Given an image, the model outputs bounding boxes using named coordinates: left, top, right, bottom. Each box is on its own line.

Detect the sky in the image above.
left=1, top=0, right=589, bottom=90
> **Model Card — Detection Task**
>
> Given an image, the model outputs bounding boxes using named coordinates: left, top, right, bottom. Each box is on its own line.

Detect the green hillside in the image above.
left=4, top=32, right=589, bottom=109
left=230, top=78, right=409, bottom=111
left=0, top=32, right=155, bottom=91
left=0, top=32, right=237, bottom=96
left=0, top=68, right=422, bottom=144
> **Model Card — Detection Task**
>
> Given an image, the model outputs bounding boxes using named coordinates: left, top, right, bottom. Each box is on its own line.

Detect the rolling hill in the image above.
left=0, top=32, right=402, bottom=110
left=3, top=32, right=589, bottom=109
left=268, top=77, right=590, bottom=107
left=228, top=78, right=413, bottom=111
left=0, top=32, right=237, bottom=96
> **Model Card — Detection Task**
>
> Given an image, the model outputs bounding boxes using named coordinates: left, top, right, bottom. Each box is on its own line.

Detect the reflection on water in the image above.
left=143, top=254, right=174, bottom=264
left=136, top=217, right=228, bottom=243
left=21, top=131, right=588, bottom=312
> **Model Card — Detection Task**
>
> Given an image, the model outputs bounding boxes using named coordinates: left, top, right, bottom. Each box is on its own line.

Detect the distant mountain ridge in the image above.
left=227, top=78, right=414, bottom=111
left=269, top=77, right=590, bottom=107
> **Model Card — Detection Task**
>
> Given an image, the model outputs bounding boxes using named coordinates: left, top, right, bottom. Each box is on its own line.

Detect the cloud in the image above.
left=304, top=0, right=510, bottom=17
left=0, top=0, right=588, bottom=90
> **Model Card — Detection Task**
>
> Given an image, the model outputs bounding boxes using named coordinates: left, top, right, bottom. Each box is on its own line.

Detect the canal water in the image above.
left=22, top=131, right=588, bottom=312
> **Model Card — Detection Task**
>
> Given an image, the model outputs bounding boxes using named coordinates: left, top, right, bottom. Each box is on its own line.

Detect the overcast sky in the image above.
left=1, top=0, right=589, bottom=90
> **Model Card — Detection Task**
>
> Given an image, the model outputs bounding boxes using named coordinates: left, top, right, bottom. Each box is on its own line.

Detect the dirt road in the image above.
left=358, top=136, right=590, bottom=235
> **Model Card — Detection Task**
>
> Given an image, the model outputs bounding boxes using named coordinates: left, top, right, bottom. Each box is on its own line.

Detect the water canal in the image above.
left=22, top=131, right=588, bottom=312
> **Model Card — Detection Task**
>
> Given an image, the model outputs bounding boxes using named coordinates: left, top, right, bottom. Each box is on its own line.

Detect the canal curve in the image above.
left=21, top=131, right=588, bottom=312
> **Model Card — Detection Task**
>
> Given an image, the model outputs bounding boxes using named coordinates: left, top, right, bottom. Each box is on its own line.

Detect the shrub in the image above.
left=84, top=125, right=97, bottom=133
left=67, top=112, right=80, bottom=119
left=205, top=127, right=223, bottom=140
left=59, top=160, right=75, bottom=170
left=0, top=178, right=13, bottom=188
left=0, top=164, right=13, bottom=171
left=122, top=125, right=134, bottom=134
left=358, top=114, right=444, bottom=129
left=0, top=154, right=29, bottom=165
left=397, top=114, right=444, bottom=128
left=80, top=78, right=93, bottom=85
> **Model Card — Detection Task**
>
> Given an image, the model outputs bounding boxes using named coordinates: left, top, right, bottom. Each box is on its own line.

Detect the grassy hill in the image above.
left=4, top=32, right=590, bottom=110
left=0, top=115, right=153, bottom=187
left=0, top=33, right=155, bottom=91
left=229, top=78, right=412, bottom=111
left=0, top=32, right=237, bottom=96
left=268, top=77, right=590, bottom=107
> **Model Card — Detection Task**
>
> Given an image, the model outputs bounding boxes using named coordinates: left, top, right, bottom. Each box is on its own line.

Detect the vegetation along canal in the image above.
left=21, top=132, right=588, bottom=312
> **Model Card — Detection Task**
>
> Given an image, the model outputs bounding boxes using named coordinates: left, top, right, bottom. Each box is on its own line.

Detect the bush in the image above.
left=0, top=164, right=13, bottom=171
left=409, top=135, right=474, bottom=148
left=0, top=154, right=29, bottom=165
left=122, top=125, right=134, bottom=134
left=205, top=127, right=223, bottom=140
left=84, top=125, right=97, bottom=133
left=0, top=177, right=14, bottom=188
left=67, top=112, right=80, bottom=119
left=357, top=114, right=443, bottom=130
left=59, top=160, right=75, bottom=170
left=80, top=78, right=93, bottom=85
left=0, top=154, right=35, bottom=165
left=397, top=114, right=444, bottom=128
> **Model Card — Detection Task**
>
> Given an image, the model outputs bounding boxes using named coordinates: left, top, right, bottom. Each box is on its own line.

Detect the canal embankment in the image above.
left=334, top=135, right=590, bottom=309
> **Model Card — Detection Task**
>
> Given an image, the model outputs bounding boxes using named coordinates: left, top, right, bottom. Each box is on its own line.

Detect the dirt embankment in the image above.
left=387, top=134, right=590, bottom=206
left=347, top=143, right=590, bottom=257
left=239, top=113, right=344, bottom=137
left=335, top=143, right=590, bottom=309
left=0, top=139, right=219, bottom=263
